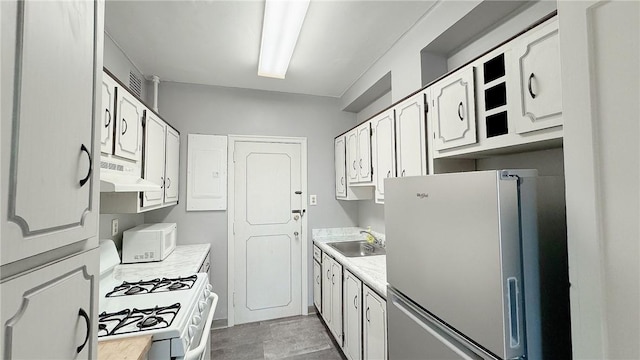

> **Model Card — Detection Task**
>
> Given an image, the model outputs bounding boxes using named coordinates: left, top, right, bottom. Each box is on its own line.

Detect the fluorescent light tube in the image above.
left=258, top=0, right=310, bottom=79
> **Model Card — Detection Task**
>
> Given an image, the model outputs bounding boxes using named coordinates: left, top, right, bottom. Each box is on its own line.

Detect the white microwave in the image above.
left=122, top=223, right=177, bottom=263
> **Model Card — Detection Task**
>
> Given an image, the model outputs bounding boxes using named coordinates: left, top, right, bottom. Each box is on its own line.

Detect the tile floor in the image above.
left=210, top=314, right=346, bottom=360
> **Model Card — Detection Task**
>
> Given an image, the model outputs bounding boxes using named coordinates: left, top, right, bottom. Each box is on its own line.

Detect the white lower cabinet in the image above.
left=313, top=259, right=322, bottom=311
left=321, top=253, right=343, bottom=346
left=1, top=248, right=99, bottom=359
left=364, top=285, right=387, bottom=360
left=343, top=270, right=363, bottom=360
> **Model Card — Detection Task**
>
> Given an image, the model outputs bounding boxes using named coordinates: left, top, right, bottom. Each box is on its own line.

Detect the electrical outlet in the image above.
left=111, top=219, right=119, bottom=236
left=309, top=194, right=317, bottom=206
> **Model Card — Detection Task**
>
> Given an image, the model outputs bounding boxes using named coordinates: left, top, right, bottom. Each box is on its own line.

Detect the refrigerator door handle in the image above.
left=391, top=295, right=483, bottom=360
left=507, top=277, right=521, bottom=348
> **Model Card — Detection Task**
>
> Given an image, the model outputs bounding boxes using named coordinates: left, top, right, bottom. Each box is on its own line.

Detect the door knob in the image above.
left=294, top=231, right=299, bottom=237
left=294, top=215, right=300, bottom=220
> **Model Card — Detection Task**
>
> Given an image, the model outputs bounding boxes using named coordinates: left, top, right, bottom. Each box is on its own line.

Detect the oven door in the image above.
left=183, top=292, right=218, bottom=360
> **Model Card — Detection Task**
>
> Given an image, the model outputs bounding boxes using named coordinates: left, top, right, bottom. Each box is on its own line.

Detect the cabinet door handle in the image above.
left=104, top=108, right=111, bottom=128
left=340, top=177, right=344, bottom=185
left=166, top=178, right=171, bottom=189
left=359, top=159, right=363, bottom=168
left=528, top=73, right=537, bottom=99
left=79, top=144, right=92, bottom=187
left=332, top=274, right=335, bottom=285
left=458, top=102, right=464, bottom=121
left=327, top=269, right=331, bottom=279
left=386, top=170, right=391, bottom=178
left=353, top=160, right=356, bottom=170
left=77, top=308, right=90, bottom=354
left=121, top=118, right=128, bottom=135
left=366, top=306, right=370, bottom=322
left=160, top=177, right=164, bottom=189
left=354, top=295, right=358, bottom=309
left=316, top=275, right=320, bottom=285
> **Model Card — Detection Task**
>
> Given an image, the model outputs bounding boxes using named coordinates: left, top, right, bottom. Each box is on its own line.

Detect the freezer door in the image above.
left=387, top=288, right=497, bottom=360
left=385, top=171, right=528, bottom=359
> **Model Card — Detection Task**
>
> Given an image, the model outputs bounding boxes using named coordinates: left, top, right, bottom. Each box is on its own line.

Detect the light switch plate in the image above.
left=309, top=195, right=317, bottom=206
left=111, top=219, right=119, bottom=236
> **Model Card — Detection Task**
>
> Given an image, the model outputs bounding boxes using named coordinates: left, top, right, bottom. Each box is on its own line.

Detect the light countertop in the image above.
left=313, top=227, right=387, bottom=298
left=98, top=334, right=151, bottom=360
left=114, top=244, right=210, bottom=281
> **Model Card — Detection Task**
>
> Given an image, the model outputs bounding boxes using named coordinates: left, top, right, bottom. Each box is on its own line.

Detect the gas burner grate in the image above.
left=98, top=303, right=181, bottom=337
left=106, top=275, right=197, bottom=297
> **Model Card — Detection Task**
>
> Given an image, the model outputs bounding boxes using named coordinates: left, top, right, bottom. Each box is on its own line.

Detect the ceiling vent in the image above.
left=129, top=70, right=142, bottom=98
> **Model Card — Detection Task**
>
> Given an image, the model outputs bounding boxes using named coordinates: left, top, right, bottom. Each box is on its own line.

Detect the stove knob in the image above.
left=198, top=300, right=206, bottom=313
left=203, top=287, right=211, bottom=299
left=192, top=315, right=202, bottom=326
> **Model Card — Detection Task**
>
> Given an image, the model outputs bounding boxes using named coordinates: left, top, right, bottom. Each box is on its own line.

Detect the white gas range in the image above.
left=98, top=240, right=218, bottom=360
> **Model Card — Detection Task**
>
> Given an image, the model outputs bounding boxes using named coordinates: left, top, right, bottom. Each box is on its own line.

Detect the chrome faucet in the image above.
left=359, top=230, right=383, bottom=247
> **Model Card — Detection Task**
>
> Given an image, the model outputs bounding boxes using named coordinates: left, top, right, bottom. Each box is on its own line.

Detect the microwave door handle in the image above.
left=184, top=292, right=218, bottom=360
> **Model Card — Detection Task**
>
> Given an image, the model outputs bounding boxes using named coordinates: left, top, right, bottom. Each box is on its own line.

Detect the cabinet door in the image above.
left=114, top=89, right=143, bottom=161
left=313, top=260, right=322, bottom=311
left=343, top=271, right=362, bottom=360
left=141, top=111, right=166, bottom=208
left=357, top=122, right=372, bottom=182
left=432, top=66, right=477, bottom=151
left=346, top=130, right=359, bottom=184
left=1, top=248, right=99, bottom=359
left=395, top=93, right=427, bottom=177
left=330, top=260, right=343, bottom=345
left=164, top=126, right=180, bottom=204
left=364, top=286, right=387, bottom=360
left=321, top=254, right=332, bottom=324
left=1, top=0, right=100, bottom=265
left=100, top=73, right=117, bottom=154
left=335, top=136, right=347, bottom=198
left=371, top=111, right=395, bottom=204
left=513, top=18, right=562, bottom=134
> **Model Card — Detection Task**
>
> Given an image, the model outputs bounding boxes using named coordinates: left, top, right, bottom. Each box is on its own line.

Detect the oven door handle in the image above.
left=184, top=292, right=219, bottom=360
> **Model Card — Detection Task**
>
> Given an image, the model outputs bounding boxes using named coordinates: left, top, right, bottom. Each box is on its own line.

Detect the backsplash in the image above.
left=98, top=213, right=144, bottom=251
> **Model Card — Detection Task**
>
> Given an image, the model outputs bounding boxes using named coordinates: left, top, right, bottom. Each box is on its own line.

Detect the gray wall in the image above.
left=144, top=81, right=358, bottom=320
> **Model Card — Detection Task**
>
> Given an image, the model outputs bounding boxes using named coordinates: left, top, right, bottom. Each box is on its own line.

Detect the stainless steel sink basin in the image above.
left=327, top=240, right=386, bottom=257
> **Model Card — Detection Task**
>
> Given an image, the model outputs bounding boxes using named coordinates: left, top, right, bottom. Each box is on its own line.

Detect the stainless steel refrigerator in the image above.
left=385, top=170, right=569, bottom=359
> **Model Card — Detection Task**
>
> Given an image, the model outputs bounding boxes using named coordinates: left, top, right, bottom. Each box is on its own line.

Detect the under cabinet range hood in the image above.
left=100, top=159, right=160, bottom=192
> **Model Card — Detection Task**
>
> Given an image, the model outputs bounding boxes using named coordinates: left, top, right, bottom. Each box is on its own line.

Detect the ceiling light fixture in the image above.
left=258, top=0, right=310, bottom=79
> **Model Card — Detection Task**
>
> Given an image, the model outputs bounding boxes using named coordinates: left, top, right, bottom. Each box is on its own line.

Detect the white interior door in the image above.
left=233, top=140, right=303, bottom=324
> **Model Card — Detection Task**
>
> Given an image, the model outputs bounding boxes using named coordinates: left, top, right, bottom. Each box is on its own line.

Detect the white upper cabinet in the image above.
left=100, top=73, right=117, bottom=154
left=347, top=122, right=372, bottom=185
left=371, top=110, right=395, bottom=204
left=395, top=92, right=427, bottom=177
left=141, top=110, right=166, bottom=208
left=431, top=66, right=477, bottom=151
left=512, top=17, right=562, bottom=133
left=335, top=136, right=347, bottom=198
left=114, top=89, right=143, bottom=161
left=346, top=130, right=359, bottom=184
left=164, top=126, right=180, bottom=205
left=1, top=0, right=100, bottom=265
left=357, top=122, right=372, bottom=182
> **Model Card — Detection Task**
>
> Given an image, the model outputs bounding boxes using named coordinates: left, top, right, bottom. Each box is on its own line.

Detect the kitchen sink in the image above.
left=327, top=240, right=386, bottom=257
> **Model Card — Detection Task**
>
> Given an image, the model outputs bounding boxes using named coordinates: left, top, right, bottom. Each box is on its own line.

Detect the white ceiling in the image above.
left=105, top=0, right=437, bottom=98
